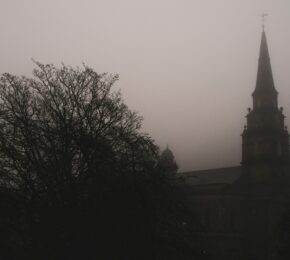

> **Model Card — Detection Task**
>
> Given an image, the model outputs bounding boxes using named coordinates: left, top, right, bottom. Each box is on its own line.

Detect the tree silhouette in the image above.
left=0, top=62, right=196, bottom=259
left=158, top=146, right=178, bottom=177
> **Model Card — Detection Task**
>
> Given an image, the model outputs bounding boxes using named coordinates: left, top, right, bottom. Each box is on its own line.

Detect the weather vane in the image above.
left=261, top=13, right=269, bottom=31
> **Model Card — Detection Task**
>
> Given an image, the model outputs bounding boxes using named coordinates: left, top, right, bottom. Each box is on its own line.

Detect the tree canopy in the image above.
left=0, top=62, right=196, bottom=259
left=158, top=146, right=179, bottom=177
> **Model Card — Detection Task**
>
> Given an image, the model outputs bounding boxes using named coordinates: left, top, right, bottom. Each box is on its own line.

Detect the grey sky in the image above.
left=1, top=0, right=290, bottom=171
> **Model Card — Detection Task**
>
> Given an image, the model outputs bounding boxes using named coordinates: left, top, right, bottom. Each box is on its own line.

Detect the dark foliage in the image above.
left=158, top=147, right=178, bottom=177
left=0, top=63, right=196, bottom=259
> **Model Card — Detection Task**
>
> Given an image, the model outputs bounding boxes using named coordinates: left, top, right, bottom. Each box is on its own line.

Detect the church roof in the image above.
left=180, top=166, right=242, bottom=186
left=252, top=30, right=277, bottom=96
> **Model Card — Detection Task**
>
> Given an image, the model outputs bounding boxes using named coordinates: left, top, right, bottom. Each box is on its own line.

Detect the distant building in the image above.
left=182, top=29, right=290, bottom=260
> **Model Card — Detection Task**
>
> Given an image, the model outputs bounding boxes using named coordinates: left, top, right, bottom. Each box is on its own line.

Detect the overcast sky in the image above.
left=1, top=0, right=290, bottom=171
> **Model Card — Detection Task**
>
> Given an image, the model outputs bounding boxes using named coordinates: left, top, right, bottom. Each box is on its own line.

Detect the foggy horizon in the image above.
left=1, top=0, right=290, bottom=172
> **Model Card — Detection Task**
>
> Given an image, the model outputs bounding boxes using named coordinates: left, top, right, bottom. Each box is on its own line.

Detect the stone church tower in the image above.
left=240, top=29, right=290, bottom=259
left=182, top=29, right=290, bottom=260
left=242, top=29, right=290, bottom=185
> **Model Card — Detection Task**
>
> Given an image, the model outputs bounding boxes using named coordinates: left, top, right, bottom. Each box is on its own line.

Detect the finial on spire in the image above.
left=261, top=13, right=269, bottom=31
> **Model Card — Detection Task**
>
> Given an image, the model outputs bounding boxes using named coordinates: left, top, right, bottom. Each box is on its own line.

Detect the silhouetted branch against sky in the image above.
left=0, top=0, right=290, bottom=171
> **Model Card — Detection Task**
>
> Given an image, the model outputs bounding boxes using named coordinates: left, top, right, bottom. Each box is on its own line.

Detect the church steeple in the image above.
left=241, top=29, right=289, bottom=173
left=252, top=31, right=278, bottom=109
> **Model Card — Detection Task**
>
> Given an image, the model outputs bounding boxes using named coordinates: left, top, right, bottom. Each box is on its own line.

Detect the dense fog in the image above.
left=1, top=0, right=290, bottom=171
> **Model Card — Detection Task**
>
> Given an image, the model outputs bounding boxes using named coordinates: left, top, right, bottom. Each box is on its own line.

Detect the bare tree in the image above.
left=0, top=62, right=195, bottom=259
left=0, top=62, right=157, bottom=200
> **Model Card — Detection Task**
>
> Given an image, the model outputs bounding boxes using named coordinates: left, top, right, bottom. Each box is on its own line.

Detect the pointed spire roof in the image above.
left=253, top=30, right=277, bottom=96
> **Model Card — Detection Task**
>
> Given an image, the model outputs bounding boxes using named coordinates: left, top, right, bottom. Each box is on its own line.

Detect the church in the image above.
left=181, top=28, right=290, bottom=260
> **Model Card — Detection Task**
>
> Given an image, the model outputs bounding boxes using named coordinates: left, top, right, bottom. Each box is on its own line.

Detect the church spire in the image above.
left=252, top=30, right=278, bottom=109
left=242, top=28, right=289, bottom=169
left=254, top=30, right=277, bottom=94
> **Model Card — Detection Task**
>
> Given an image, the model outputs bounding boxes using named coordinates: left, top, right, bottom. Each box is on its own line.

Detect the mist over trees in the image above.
left=0, top=62, right=196, bottom=259
left=158, top=146, right=178, bottom=177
